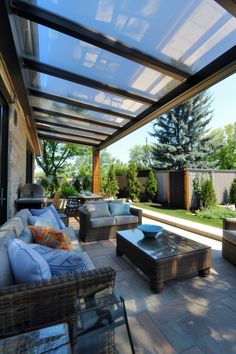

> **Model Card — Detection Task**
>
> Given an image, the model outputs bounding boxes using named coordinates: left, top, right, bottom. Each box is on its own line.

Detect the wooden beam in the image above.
left=92, top=148, right=100, bottom=194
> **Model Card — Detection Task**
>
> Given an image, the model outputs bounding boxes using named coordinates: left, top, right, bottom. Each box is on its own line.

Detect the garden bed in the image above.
left=133, top=203, right=236, bottom=229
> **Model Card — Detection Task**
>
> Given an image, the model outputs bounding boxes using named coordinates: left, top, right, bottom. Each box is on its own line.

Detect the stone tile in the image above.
left=177, top=302, right=236, bottom=354
left=91, top=254, right=131, bottom=272
left=85, top=245, right=115, bottom=258
left=159, top=322, right=196, bottom=353
left=222, top=295, right=236, bottom=313
left=181, top=346, right=205, bottom=354
left=75, top=228, right=236, bottom=353
left=129, top=312, right=176, bottom=354
left=175, top=271, right=236, bottom=305
left=148, top=297, right=204, bottom=326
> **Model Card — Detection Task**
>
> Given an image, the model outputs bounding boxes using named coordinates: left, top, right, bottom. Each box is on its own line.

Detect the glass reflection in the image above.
left=120, top=229, right=209, bottom=260
left=34, top=114, right=116, bottom=135
left=26, top=70, right=148, bottom=116
left=20, top=0, right=236, bottom=73
left=30, top=95, right=130, bottom=126
left=38, top=130, right=100, bottom=145
left=18, top=19, right=179, bottom=100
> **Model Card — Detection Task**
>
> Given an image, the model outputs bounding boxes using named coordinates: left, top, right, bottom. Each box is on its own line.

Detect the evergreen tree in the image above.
left=103, top=164, right=119, bottom=197
left=145, top=170, right=158, bottom=202
left=127, top=160, right=141, bottom=202
left=151, top=91, right=214, bottom=170
left=229, top=178, right=236, bottom=204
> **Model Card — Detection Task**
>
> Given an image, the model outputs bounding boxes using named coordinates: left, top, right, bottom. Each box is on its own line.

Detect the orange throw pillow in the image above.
left=29, top=226, right=73, bottom=251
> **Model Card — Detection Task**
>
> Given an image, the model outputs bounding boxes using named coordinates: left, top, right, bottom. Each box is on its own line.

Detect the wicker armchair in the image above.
left=0, top=267, right=116, bottom=339
left=222, top=218, right=236, bottom=266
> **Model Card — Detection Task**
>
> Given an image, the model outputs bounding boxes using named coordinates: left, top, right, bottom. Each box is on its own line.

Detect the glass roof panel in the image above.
left=30, top=95, right=130, bottom=126
left=37, top=131, right=100, bottom=145
left=17, top=18, right=181, bottom=100
left=35, top=122, right=105, bottom=141
left=21, top=0, right=236, bottom=73
left=34, top=114, right=116, bottom=135
left=26, top=70, right=148, bottom=116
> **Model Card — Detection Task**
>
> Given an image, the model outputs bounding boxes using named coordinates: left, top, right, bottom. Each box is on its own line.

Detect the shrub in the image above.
left=196, top=207, right=236, bottom=220
left=40, top=177, right=49, bottom=191
left=73, top=176, right=81, bottom=192
left=82, top=175, right=91, bottom=191
left=145, top=170, right=158, bottom=202
left=193, top=176, right=217, bottom=209
left=201, top=179, right=217, bottom=209
left=103, top=164, right=119, bottom=197
left=60, top=185, right=77, bottom=198
left=229, top=178, right=236, bottom=204
left=127, top=160, right=141, bottom=202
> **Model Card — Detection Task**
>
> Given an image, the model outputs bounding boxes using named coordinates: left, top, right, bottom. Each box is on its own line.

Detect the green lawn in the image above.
left=133, top=202, right=223, bottom=229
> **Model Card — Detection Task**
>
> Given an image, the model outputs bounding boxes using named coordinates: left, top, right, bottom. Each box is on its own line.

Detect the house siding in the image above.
left=7, top=104, right=27, bottom=218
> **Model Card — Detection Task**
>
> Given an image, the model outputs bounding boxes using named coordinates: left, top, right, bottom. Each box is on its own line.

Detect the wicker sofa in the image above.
left=0, top=208, right=116, bottom=339
left=222, top=218, right=236, bottom=266
left=79, top=201, right=142, bottom=242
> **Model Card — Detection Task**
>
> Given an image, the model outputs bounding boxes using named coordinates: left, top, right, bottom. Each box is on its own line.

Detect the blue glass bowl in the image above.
left=137, top=224, right=164, bottom=238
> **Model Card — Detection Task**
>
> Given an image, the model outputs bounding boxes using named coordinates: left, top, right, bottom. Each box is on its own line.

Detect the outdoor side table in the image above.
left=72, top=289, right=135, bottom=354
left=0, top=323, right=71, bottom=353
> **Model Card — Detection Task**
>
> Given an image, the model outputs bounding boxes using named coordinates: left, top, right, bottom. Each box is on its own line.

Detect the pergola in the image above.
left=1, top=0, right=236, bottom=192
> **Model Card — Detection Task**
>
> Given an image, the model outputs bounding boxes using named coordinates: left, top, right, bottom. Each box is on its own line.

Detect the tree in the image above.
left=193, top=176, right=217, bottom=209
left=127, top=160, right=141, bottom=202
left=36, top=140, right=82, bottom=177
left=151, top=91, right=214, bottom=170
left=129, top=144, right=154, bottom=169
left=103, top=164, right=119, bottom=197
left=229, top=178, right=236, bottom=204
left=145, top=170, right=158, bottom=201
left=208, top=123, right=236, bottom=169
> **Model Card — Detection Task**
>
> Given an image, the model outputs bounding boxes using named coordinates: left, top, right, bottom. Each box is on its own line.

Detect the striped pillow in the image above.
left=29, top=226, right=73, bottom=251
left=30, top=244, right=87, bottom=277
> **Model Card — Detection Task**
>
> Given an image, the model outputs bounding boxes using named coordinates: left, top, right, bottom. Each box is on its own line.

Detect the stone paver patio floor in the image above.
left=72, top=217, right=236, bottom=354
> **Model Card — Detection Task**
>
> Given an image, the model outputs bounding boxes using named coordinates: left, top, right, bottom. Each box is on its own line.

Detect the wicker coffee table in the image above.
left=116, top=228, right=211, bottom=293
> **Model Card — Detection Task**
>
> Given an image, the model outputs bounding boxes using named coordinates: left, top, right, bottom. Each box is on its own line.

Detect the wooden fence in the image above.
left=154, top=169, right=236, bottom=209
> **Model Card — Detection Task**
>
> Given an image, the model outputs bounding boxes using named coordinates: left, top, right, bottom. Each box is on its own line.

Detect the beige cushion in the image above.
left=90, top=216, right=116, bottom=228
left=115, top=215, right=139, bottom=225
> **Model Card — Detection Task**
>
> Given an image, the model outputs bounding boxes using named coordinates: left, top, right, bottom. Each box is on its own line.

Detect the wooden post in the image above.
left=92, top=148, right=100, bottom=194
left=184, top=170, right=190, bottom=210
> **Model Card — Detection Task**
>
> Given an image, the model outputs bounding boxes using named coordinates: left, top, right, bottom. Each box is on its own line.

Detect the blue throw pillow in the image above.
left=18, top=227, right=34, bottom=244
left=108, top=202, right=131, bottom=216
left=48, top=205, right=65, bottom=229
left=28, top=215, right=37, bottom=225
left=30, top=206, right=65, bottom=229
left=7, top=238, right=52, bottom=284
left=30, top=244, right=87, bottom=277
left=34, top=209, right=59, bottom=228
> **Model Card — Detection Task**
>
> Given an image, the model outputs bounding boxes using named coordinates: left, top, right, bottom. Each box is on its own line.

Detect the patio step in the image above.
left=136, top=207, right=222, bottom=241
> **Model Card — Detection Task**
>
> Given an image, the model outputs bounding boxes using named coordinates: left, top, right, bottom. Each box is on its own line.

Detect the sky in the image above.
left=106, top=73, right=236, bottom=163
